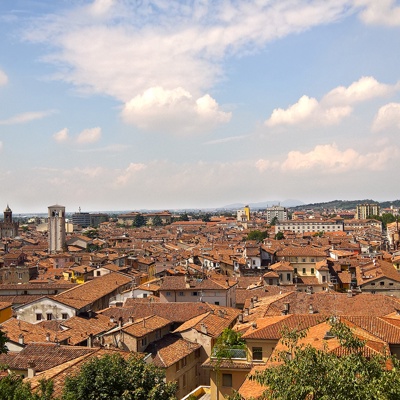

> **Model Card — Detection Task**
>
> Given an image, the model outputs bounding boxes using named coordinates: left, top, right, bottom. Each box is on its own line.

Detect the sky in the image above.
left=1, top=0, right=400, bottom=214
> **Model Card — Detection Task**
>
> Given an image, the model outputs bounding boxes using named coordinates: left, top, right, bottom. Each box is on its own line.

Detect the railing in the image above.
left=211, top=348, right=247, bottom=360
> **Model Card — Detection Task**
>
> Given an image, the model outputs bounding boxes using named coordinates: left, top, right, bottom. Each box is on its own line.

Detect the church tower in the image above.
left=48, top=205, right=66, bottom=254
left=0, top=204, right=19, bottom=239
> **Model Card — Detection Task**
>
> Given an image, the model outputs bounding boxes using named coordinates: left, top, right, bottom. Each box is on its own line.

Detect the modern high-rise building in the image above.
left=266, top=205, right=288, bottom=224
left=355, top=203, right=380, bottom=220
left=48, top=204, right=66, bottom=254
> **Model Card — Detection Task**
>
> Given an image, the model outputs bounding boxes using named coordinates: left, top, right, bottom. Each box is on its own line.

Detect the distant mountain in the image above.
left=291, top=199, right=400, bottom=211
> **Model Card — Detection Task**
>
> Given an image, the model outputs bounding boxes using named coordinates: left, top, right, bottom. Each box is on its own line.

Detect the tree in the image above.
left=247, top=230, right=268, bottom=242
left=133, top=214, right=146, bottom=228
left=250, top=319, right=400, bottom=400
left=270, top=216, right=279, bottom=226
left=179, top=213, right=189, bottom=221
left=274, top=231, right=284, bottom=240
left=0, top=329, right=7, bottom=354
left=202, top=213, right=211, bottom=222
left=62, top=353, right=177, bottom=400
left=0, top=374, right=54, bottom=400
left=152, top=215, right=163, bottom=226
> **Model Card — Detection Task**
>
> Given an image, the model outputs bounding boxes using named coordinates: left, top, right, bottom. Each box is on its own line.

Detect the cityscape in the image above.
left=2, top=0, right=400, bottom=399
left=1, top=200, right=400, bottom=398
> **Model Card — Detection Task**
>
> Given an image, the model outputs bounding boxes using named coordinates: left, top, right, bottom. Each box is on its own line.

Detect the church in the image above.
left=0, top=205, right=19, bottom=239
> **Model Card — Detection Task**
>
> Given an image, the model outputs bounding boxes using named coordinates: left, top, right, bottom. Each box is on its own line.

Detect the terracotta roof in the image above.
left=0, top=343, right=96, bottom=372
left=146, top=333, right=201, bottom=368
left=54, top=272, right=132, bottom=310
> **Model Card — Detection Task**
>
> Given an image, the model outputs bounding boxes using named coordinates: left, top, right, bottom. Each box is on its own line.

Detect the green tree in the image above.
left=270, top=216, right=279, bottom=226
left=202, top=213, right=211, bottom=222
left=247, top=230, right=268, bottom=242
left=368, top=213, right=396, bottom=229
left=152, top=215, right=163, bottom=226
left=62, top=353, right=177, bottom=400
left=179, top=213, right=189, bottom=221
left=0, top=329, right=7, bottom=354
left=250, top=319, right=400, bottom=400
left=133, top=214, right=146, bottom=227
left=83, top=228, right=99, bottom=239
left=212, top=328, right=245, bottom=359
left=274, top=231, right=284, bottom=240
left=0, top=374, right=54, bottom=400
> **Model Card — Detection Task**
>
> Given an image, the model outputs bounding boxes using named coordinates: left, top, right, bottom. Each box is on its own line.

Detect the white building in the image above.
left=275, top=218, right=344, bottom=235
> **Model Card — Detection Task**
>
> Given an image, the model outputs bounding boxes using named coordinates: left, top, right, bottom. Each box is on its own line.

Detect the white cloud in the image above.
left=323, top=76, right=395, bottom=105
left=22, top=1, right=357, bottom=132
left=255, top=159, right=279, bottom=172
left=281, top=143, right=398, bottom=172
left=372, top=103, right=400, bottom=131
left=76, top=127, right=102, bottom=144
left=116, top=162, right=147, bottom=186
left=0, top=110, right=54, bottom=125
left=265, top=95, right=351, bottom=127
left=356, top=0, right=400, bottom=26
left=0, top=69, right=8, bottom=86
left=121, top=87, right=231, bottom=133
left=53, top=128, right=69, bottom=143
left=265, top=76, right=396, bottom=128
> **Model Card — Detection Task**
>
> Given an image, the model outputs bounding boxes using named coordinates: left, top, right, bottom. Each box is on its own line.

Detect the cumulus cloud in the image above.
left=53, top=128, right=69, bottom=143
left=372, top=103, right=400, bottom=131
left=265, top=95, right=351, bottom=127
left=323, top=76, right=395, bottom=105
left=76, top=127, right=102, bottom=144
left=356, top=0, right=400, bottom=26
left=21, top=1, right=358, bottom=132
left=265, top=76, right=397, bottom=128
left=116, top=162, right=147, bottom=186
left=0, top=110, right=54, bottom=125
left=0, top=69, right=8, bottom=86
left=121, top=87, right=231, bottom=133
left=281, top=143, right=398, bottom=172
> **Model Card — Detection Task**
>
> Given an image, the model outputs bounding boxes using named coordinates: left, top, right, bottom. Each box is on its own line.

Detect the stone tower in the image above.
left=0, top=204, right=19, bottom=239
left=48, top=205, right=66, bottom=254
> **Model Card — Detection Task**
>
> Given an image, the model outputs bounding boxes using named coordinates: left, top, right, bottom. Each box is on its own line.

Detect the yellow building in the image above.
left=0, top=302, right=12, bottom=323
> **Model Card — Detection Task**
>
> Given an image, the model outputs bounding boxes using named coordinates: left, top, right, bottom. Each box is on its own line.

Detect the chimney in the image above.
left=88, top=333, right=93, bottom=348
left=218, top=309, right=224, bottom=318
left=249, top=298, right=254, bottom=309
left=283, top=302, right=290, bottom=312
left=118, top=317, right=123, bottom=328
left=309, top=304, right=314, bottom=314
left=128, top=316, right=134, bottom=323
left=18, top=334, right=24, bottom=345
left=200, top=323, right=208, bottom=334
left=244, top=308, right=249, bottom=316
left=238, top=313, right=243, bottom=323
left=110, top=316, right=115, bottom=324
left=46, top=332, right=50, bottom=342
left=27, top=360, right=36, bottom=378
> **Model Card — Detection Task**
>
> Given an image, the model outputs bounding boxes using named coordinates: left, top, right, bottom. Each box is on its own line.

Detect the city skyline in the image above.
left=1, top=1, right=400, bottom=213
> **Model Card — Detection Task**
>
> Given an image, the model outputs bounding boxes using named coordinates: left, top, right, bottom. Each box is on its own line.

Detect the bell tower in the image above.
left=48, top=205, right=66, bottom=254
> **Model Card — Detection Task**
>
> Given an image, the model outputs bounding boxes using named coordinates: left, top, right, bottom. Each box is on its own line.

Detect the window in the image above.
left=96, top=271, right=101, bottom=277
left=141, top=337, right=147, bottom=347
left=252, top=347, right=263, bottom=361
left=389, top=283, right=394, bottom=286
left=166, top=291, right=171, bottom=296
left=302, top=268, right=306, bottom=274
left=294, top=268, right=298, bottom=274
left=380, top=282, right=385, bottom=286
left=286, top=273, right=291, bottom=281
left=182, top=373, right=186, bottom=388
left=371, top=283, right=376, bottom=286
left=192, top=292, right=198, bottom=296
left=302, top=258, right=306, bottom=262
left=215, top=301, right=219, bottom=305
left=311, top=258, right=315, bottom=262
left=62, top=313, right=68, bottom=320
left=311, top=268, right=315, bottom=275
left=176, top=362, right=180, bottom=372
left=178, top=291, right=184, bottom=296
left=46, top=313, right=53, bottom=321
left=182, top=356, right=187, bottom=367
left=222, top=374, right=232, bottom=387
left=36, top=313, right=42, bottom=321
left=18, top=272, right=23, bottom=280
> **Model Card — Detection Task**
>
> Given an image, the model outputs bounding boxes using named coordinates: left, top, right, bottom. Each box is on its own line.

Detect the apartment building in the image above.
left=265, top=205, right=288, bottom=224
left=275, top=218, right=344, bottom=235
left=356, top=203, right=380, bottom=219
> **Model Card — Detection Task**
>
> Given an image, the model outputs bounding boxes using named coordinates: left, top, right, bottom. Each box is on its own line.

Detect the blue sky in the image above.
left=1, top=0, right=400, bottom=213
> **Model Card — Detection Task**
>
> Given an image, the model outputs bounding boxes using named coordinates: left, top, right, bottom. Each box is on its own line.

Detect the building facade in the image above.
left=356, top=203, right=380, bottom=219
left=265, top=205, right=288, bottom=224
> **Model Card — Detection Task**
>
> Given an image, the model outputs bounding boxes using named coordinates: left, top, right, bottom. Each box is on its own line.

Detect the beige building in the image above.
left=356, top=203, right=380, bottom=219
left=48, top=204, right=66, bottom=254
